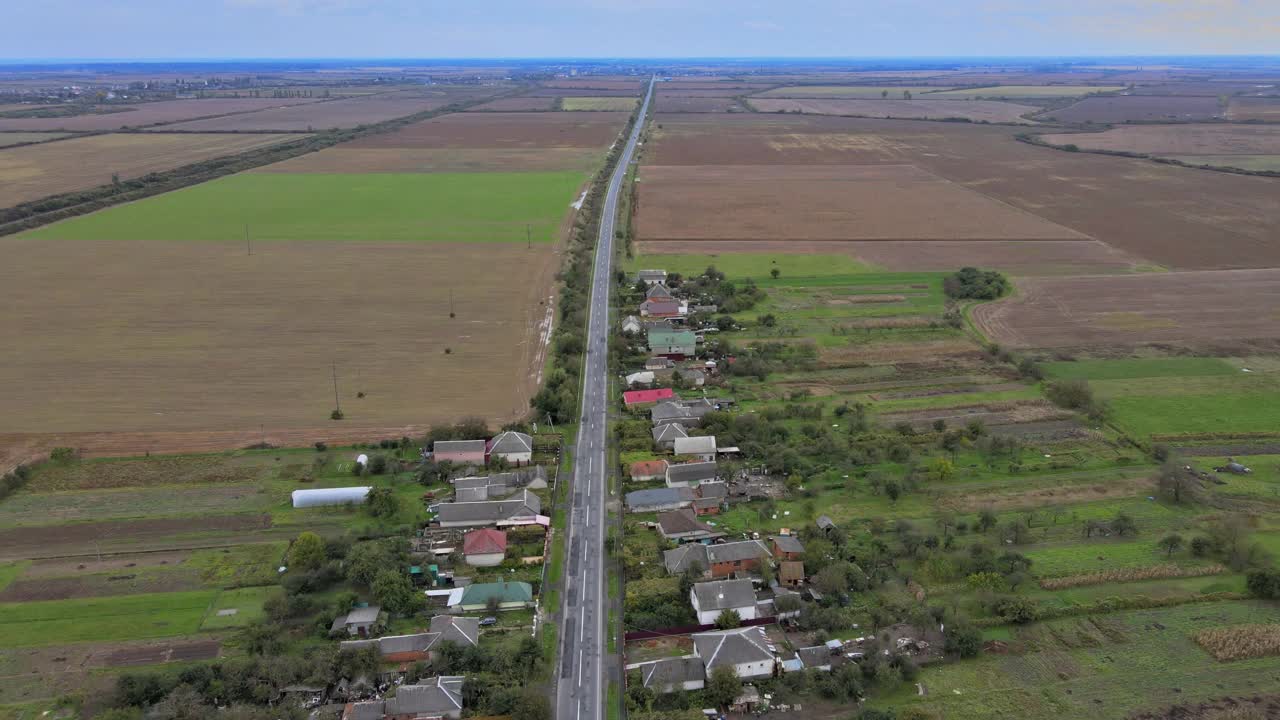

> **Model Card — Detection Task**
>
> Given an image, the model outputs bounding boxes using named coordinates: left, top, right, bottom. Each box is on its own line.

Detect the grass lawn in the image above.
left=187, top=543, right=288, bottom=589
left=200, top=587, right=279, bottom=630
left=0, top=563, right=28, bottom=593
left=22, top=171, right=587, bottom=244
left=0, top=590, right=218, bottom=647
left=562, top=97, right=638, bottom=111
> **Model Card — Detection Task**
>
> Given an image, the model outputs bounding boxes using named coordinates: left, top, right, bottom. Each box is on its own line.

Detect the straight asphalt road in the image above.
left=556, top=77, right=654, bottom=720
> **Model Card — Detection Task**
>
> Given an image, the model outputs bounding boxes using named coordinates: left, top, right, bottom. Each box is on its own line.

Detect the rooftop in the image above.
left=691, top=578, right=756, bottom=611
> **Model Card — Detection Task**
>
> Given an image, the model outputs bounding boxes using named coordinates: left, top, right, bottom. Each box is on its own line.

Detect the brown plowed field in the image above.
left=637, top=164, right=1089, bottom=242
left=0, top=132, right=299, bottom=208
left=647, top=114, right=1280, bottom=269
left=467, top=96, right=558, bottom=112
left=540, top=79, right=643, bottom=91
left=654, top=95, right=742, bottom=113
left=0, top=97, right=320, bottom=131
left=350, top=111, right=629, bottom=149
left=748, top=98, right=1040, bottom=123
left=254, top=146, right=602, bottom=173
left=152, top=90, right=489, bottom=131
left=972, top=269, right=1280, bottom=349
left=0, top=514, right=270, bottom=560
left=1042, top=95, right=1224, bottom=123
left=99, top=639, right=222, bottom=666
left=527, top=87, right=638, bottom=97
left=0, top=569, right=204, bottom=601
left=1229, top=97, right=1280, bottom=121
left=656, top=87, right=753, bottom=98
left=638, top=239, right=1143, bottom=276
left=1041, top=124, right=1280, bottom=155
left=0, top=239, right=559, bottom=436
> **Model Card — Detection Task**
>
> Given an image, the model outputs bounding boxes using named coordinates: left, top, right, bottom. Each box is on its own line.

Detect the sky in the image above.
left=2, top=0, right=1278, bottom=60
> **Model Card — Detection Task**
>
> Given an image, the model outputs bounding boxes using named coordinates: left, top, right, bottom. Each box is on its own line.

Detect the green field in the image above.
left=1168, top=154, right=1280, bottom=172
left=1041, top=357, right=1239, bottom=381
left=561, top=97, right=638, bottom=111
left=885, top=601, right=1280, bottom=719
left=753, top=85, right=956, bottom=98
left=0, top=591, right=218, bottom=647
left=22, top=171, right=587, bottom=243
left=0, top=563, right=27, bottom=594
left=934, top=85, right=1125, bottom=97
left=627, top=252, right=871, bottom=281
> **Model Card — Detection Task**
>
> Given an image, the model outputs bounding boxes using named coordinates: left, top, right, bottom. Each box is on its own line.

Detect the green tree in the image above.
left=372, top=569, right=418, bottom=615
left=770, top=268, right=781, bottom=279
left=945, top=622, right=983, bottom=658
left=715, top=609, right=742, bottom=629
left=977, top=508, right=998, bottom=532
left=289, top=531, right=326, bottom=571
left=1158, top=533, right=1184, bottom=557
left=929, top=457, right=954, bottom=482
left=512, top=691, right=552, bottom=720
left=705, top=665, right=741, bottom=708
left=365, top=487, right=400, bottom=519
left=1247, top=569, right=1280, bottom=599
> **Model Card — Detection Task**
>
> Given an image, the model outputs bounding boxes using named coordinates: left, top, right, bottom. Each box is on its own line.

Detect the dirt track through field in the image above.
left=973, top=269, right=1280, bottom=348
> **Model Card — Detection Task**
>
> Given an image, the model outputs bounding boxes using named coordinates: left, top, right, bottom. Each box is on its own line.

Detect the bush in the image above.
left=943, top=267, right=1009, bottom=301
left=1248, top=569, right=1280, bottom=599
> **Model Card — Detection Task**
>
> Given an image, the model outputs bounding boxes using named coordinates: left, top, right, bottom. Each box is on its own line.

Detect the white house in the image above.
left=487, top=432, right=533, bottom=465
left=690, top=578, right=758, bottom=625
left=627, top=656, right=706, bottom=693
left=692, top=627, right=776, bottom=680
left=673, top=435, right=717, bottom=462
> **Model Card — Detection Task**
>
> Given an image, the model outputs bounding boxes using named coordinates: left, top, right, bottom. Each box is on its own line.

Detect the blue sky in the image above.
left=2, top=0, right=1277, bottom=59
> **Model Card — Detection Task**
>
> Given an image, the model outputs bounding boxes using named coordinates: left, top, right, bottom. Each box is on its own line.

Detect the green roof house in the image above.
left=648, top=329, right=696, bottom=358
left=451, top=581, right=534, bottom=612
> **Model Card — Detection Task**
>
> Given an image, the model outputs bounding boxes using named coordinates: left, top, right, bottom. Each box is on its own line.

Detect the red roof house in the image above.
left=463, top=529, right=508, bottom=567
left=624, top=388, right=675, bottom=408
left=629, top=459, right=670, bottom=481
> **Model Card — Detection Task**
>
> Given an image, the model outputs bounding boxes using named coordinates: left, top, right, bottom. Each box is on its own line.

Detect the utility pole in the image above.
left=449, top=289, right=455, bottom=318
left=331, top=362, right=341, bottom=415
left=526, top=223, right=532, bottom=249
left=245, top=224, right=251, bottom=256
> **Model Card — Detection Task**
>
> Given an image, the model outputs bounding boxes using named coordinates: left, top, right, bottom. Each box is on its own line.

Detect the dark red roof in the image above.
left=463, top=528, right=507, bottom=555
left=630, top=460, right=669, bottom=477
left=623, top=388, right=675, bottom=406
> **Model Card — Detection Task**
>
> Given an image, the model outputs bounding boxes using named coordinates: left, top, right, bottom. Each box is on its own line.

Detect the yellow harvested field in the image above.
left=0, top=238, right=560, bottom=434
left=0, top=133, right=300, bottom=208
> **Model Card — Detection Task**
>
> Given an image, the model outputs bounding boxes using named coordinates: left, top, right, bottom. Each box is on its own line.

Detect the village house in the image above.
left=432, top=439, right=486, bottom=465
left=666, top=461, right=718, bottom=488
left=647, top=328, right=697, bottom=358
left=344, top=675, right=465, bottom=720
left=652, top=422, right=689, bottom=450
left=657, top=508, right=722, bottom=543
left=646, top=283, right=674, bottom=300
left=330, top=606, right=383, bottom=637
left=625, top=370, right=655, bottom=387
left=673, top=435, right=717, bottom=462
left=630, top=656, right=706, bottom=694
left=690, top=578, right=759, bottom=624
left=651, top=399, right=714, bottom=427
left=626, top=487, right=695, bottom=513
left=645, top=356, right=676, bottom=371
left=779, top=561, right=806, bottom=588
left=640, top=298, right=687, bottom=319
left=486, top=431, right=533, bottom=465
left=435, top=490, right=541, bottom=528
left=771, top=534, right=805, bottom=561
left=622, top=315, right=643, bottom=334
left=624, top=388, right=675, bottom=410
left=448, top=581, right=533, bottom=612
left=426, top=615, right=481, bottom=652
left=691, top=626, right=776, bottom=680
left=462, top=528, right=507, bottom=566
left=693, top=496, right=721, bottom=516
left=664, top=539, right=771, bottom=578
left=637, top=269, right=668, bottom=286
left=629, top=459, right=670, bottom=482
left=340, top=615, right=479, bottom=666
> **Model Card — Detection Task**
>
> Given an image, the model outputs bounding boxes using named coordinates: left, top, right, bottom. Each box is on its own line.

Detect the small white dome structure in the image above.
left=355, top=453, right=369, bottom=466
left=291, top=486, right=372, bottom=508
